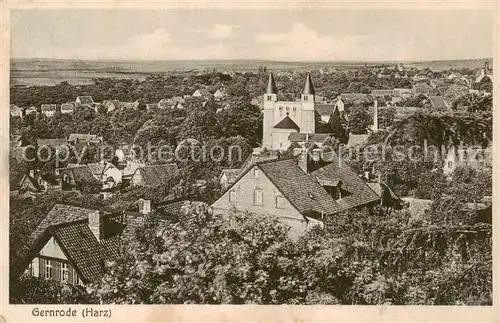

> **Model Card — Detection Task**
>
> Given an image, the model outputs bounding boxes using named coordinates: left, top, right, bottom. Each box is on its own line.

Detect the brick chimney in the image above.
left=88, top=210, right=103, bottom=241
left=485, top=61, right=490, bottom=71
left=294, top=148, right=309, bottom=174
left=139, top=198, right=151, bottom=215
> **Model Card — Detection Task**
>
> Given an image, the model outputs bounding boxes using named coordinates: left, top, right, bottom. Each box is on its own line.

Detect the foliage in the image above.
left=348, top=105, right=373, bottom=134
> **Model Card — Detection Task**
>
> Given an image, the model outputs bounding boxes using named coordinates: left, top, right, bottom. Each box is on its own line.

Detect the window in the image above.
left=304, top=95, right=308, bottom=101
left=286, top=107, right=290, bottom=112
left=447, top=161, right=453, bottom=168
left=61, top=263, right=69, bottom=283
left=253, top=168, right=260, bottom=178
left=279, top=107, right=283, bottom=116
left=254, top=189, right=263, bottom=206
left=45, top=259, right=53, bottom=280
left=292, top=107, right=297, bottom=115
left=229, top=190, right=237, bottom=202
left=267, top=95, right=272, bottom=101
left=276, top=196, right=285, bottom=209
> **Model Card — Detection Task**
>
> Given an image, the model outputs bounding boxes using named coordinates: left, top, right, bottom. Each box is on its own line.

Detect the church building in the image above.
left=262, top=73, right=318, bottom=150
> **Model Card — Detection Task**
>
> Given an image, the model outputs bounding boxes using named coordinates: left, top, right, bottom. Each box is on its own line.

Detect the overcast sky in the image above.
left=10, top=9, right=494, bottom=61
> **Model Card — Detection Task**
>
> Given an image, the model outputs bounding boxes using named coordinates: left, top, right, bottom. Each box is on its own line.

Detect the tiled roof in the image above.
left=30, top=204, right=111, bottom=242
left=118, top=101, right=140, bottom=110
left=29, top=204, right=143, bottom=282
left=37, top=138, right=68, bottom=148
left=310, top=156, right=380, bottom=210
left=77, top=96, right=94, bottom=105
left=371, top=90, right=393, bottom=97
left=193, top=89, right=211, bottom=97
left=102, top=100, right=120, bottom=108
left=61, top=165, right=101, bottom=186
left=273, top=116, right=300, bottom=131
left=315, top=103, right=336, bottom=116
left=158, top=200, right=190, bottom=219
left=259, top=158, right=342, bottom=217
left=146, top=103, right=159, bottom=110
left=87, top=162, right=108, bottom=176
left=41, top=104, right=57, bottom=111
left=288, top=133, right=331, bottom=142
left=134, top=164, right=179, bottom=186
left=429, top=96, right=448, bottom=110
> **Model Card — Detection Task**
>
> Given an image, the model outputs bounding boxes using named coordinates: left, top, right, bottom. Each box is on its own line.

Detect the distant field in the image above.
left=10, top=58, right=492, bottom=86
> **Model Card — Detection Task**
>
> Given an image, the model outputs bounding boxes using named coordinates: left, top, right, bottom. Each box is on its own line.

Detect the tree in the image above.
left=178, top=103, right=222, bottom=142
left=348, top=105, right=373, bottom=134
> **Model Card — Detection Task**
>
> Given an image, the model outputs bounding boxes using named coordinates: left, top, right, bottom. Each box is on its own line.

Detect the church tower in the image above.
left=301, top=73, right=316, bottom=134
left=263, top=73, right=278, bottom=148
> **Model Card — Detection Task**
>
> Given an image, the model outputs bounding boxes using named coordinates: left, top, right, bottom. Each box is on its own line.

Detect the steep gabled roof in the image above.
left=429, top=96, right=448, bottom=110
left=315, top=103, right=336, bottom=116
left=310, top=156, right=380, bottom=209
left=76, top=96, right=94, bottom=105
left=239, top=153, right=278, bottom=175
left=273, top=116, right=300, bottom=132
left=259, top=158, right=342, bottom=216
left=28, top=204, right=142, bottom=283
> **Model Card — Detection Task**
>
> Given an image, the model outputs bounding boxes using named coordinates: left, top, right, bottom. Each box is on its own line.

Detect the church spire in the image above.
left=266, top=72, right=278, bottom=94
left=302, top=72, right=315, bottom=95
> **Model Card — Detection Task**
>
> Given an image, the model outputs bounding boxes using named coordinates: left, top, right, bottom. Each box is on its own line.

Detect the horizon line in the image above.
left=11, top=57, right=493, bottom=63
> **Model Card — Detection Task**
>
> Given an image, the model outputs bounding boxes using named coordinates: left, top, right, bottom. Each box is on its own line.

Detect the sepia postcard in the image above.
left=0, top=1, right=499, bottom=322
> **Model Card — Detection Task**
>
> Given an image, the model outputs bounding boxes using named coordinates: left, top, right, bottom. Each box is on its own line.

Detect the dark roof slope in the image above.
left=303, top=73, right=315, bottom=95
left=259, top=158, right=342, bottom=217
left=136, top=164, right=179, bottom=186
left=429, top=96, right=448, bottom=110
left=315, top=103, right=336, bottom=116
left=266, top=73, right=278, bottom=94
left=273, top=116, right=300, bottom=132
left=310, top=156, right=380, bottom=209
left=37, top=138, right=68, bottom=148
left=77, top=96, right=94, bottom=105
left=239, top=154, right=278, bottom=175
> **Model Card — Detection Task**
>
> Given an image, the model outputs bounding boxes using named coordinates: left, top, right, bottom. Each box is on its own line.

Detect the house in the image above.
left=443, top=145, right=492, bottom=176
left=171, top=96, right=186, bottom=109
left=19, top=170, right=60, bottom=195
left=412, top=83, right=433, bottom=96
left=315, top=103, right=337, bottom=123
left=41, top=104, right=57, bottom=117
left=115, top=144, right=132, bottom=163
left=475, top=61, right=493, bottom=83
left=212, top=153, right=380, bottom=239
left=25, top=106, right=38, bottom=116
left=219, top=169, right=240, bottom=189
left=122, top=159, right=146, bottom=179
left=213, top=88, right=227, bottom=100
left=158, top=98, right=177, bottom=109
left=58, top=165, right=102, bottom=192
left=119, top=100, right=140, bottom=110
left=288, top=133, right=332, bottom=148
left=371, top=89, right=393, bottom=98
left=87, top=161, right=122, bottom=188
left=68, top=134, right=103, bottom=145
left=192, top=88, right=212, bottom=98
left=102, top=100, right=120, bottom=113
left=24, top=204, right=147, bottom=285
left=427, top=96, right=449, bottom=111
left=366, top=181, right=404, bottom=209
left=442, top=85, right=470, bottom=106
left=130, top=164, right=179, bottom=187
left=10, top=104, right=23, bottom=118
left=75, top=96, right=94, bottom=107
left=60, top=103, right=76, bottom=114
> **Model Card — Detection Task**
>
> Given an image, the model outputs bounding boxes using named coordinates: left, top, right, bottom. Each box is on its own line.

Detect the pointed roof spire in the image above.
left=266, top=72, right=278, bottom=94
left=303, top=72, right=315, bottom=95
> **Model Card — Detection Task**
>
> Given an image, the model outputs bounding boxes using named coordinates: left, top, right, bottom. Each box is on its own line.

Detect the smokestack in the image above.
left=485, top=61, right=490, bottom=71
left=372, top=99, right=379, bottom=132
left=88, top=210, right=103, bottom=241
left=139, top=198, right=151, bottom=215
